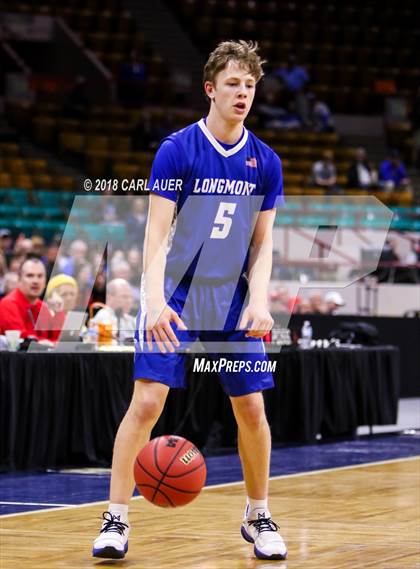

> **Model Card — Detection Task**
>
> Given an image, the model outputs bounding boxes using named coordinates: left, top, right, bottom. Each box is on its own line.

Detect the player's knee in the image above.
left=130, top=395, right=163, bottom=427
left=234, top=398, right=267, bottom=430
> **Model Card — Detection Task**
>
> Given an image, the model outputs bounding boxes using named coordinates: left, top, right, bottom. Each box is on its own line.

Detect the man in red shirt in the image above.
left=0, top=257, right=61, bottom=343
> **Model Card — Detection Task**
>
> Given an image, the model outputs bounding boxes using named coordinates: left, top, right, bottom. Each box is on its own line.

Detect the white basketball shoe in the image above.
left=241, top=506, right=287, bottom=560
left=92, top=511, right=130, bottom=559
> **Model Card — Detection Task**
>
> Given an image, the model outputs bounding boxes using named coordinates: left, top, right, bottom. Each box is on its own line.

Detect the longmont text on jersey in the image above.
left=193, top=178, right=257, bottom=195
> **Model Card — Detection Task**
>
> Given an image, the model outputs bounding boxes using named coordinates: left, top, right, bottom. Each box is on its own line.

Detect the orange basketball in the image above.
left=134, top=435, right=207, bottom=507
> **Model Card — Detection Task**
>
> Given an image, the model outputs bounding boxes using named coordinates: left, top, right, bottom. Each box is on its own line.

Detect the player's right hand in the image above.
left=146, top=304, right=187, bottom=353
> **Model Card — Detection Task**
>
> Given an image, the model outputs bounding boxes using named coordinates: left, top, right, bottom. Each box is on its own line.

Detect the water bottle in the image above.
left=84, top=324, right=98, bottom=345
left=300, top=320, right=313, bottom=349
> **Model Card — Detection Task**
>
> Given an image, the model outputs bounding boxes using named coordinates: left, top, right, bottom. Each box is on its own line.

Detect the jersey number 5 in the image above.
left=210, top=202, right=237, bottom=240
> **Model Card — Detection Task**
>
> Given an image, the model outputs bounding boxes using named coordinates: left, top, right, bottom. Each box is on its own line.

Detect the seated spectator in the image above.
left=312, top=150, right=338, bottom=191
left=127, top=247, right=142, bottom=276
left=59, top=240, right=89, bottom=276
left=126, top=197, right=147, bottom=245
left=309, top=292, right=327, bottom=314
left=373, top=237, right=400, bottom=283
left=257, top=87, right=301, bottom=130
left=325, top=292, right=345, bottom=314
left=13, top=235, right=33, bottom=258
left=295, top=298, right=312, bottom=314
left=310, top=96, right=334, bottom=133
left=0, top=228, right=13, bottom=265
left=274, top=54, right=310, bottom=126
left=31, top=236, right=46, bottom=261
left=379, top=150, right=411, bottom=191
left=45, top=242, right=59, bottom=279
left=0, top=257, right=62, bottom=344
left=269, top=285, right=301, bottom=314
left=45, top=274, right=78, bottom=314
left=0, top=272, right=19, bottom=299
left=90, top=278, right=136, bottom=342
left=347, top=148, right=378, bottom=189
left=402, top=239, right=420, bottom=283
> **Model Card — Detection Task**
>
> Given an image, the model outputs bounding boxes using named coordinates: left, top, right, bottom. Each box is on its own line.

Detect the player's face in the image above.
left=207, top=61, right=256, bottom=123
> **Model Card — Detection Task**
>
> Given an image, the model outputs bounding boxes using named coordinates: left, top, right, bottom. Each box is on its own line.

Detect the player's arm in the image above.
left=239, top=209, right=276, bottom=338
left=143, top=194, right=187, bottom=353
left=240, top=151, right=283, bottom=338
left=143, top=139, right=188, bottom=353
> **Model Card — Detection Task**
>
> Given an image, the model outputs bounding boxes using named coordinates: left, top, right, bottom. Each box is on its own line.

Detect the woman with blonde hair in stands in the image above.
left=45, top=274, right=79, bottom=332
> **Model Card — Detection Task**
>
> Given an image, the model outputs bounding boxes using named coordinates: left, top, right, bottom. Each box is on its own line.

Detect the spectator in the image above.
left=309, top=292, right=327, bottom=314
left=45, top=242, right=59, bottom=279
left=312, top=150, right=338, bottom=190
left=0, top=228, right=14, bottom=265
left=126, top=197, right=147, bottom=244
left=256, top=87, right=301, bottom=130
left=275, top=54, right=310, bottom=126
left=31, top=236, right=47, bottom=263
left=0, top=271, right=19, bottom=299
left=0, top=257, right=62, bottom=343
left=395, top=240, right=420, bottom=284
left=373, top=237, right=400, bottom=283
left=310, top=97, right=334, bottom=133
left=126, top=248, right=142, bottom=299
left=13, top=236, right=33, bottom=257
left=325, top=292, right=345, bottom=314
left=379, top=150, right=411, bottom=191
left=112, top=260, right=140, bottom=305
left=296, top=298, right=312, bottom=314
left=90, top=278, right=136, bottom=342
left=75, top=263, right=95, bottom=308
left=269, top=285, right=300, bottom=314
left=112, top=260, right=131, bottom=282
left=347, top=148, right=378, bottom=189
left=59, top=240, right=88, bottom=276
left=45, top=274, right=78, bottom=313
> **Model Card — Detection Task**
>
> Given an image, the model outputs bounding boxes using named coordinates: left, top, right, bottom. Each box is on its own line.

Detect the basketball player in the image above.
left=93, top=40, right=287, bottom=561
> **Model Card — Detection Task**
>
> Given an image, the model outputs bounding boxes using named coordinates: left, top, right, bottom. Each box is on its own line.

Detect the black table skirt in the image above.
left=0, top=347, right=400, bottom=470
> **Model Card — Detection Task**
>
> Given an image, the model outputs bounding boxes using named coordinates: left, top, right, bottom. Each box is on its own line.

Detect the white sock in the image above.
left=109, top=503, right=129, bottom=523
left=247, top=497, right=269, bottom=518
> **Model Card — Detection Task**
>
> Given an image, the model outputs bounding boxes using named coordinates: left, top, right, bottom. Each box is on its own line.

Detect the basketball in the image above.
left=134, top=435, right=207, bottom=507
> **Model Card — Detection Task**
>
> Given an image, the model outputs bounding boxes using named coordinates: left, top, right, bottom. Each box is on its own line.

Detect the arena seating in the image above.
left=169, top=0, right=420, bottom=114
left=0, top=142, right=75, bottom=192
left=1, top=0, right=170, bottom=101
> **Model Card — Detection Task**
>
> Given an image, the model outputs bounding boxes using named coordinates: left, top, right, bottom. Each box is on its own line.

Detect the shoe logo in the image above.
left=246, top=157, right=257, bottom=168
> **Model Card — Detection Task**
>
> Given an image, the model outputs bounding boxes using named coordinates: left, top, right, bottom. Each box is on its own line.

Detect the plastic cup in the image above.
left=5, top=330, right=21, bottom=351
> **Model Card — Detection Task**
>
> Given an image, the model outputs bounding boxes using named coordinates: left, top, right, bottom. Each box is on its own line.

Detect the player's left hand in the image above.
left=239, top=304, right=274, bottom=338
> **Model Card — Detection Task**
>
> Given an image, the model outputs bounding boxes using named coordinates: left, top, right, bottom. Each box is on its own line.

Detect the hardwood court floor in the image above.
left=1, top=458, right=419, bottom=569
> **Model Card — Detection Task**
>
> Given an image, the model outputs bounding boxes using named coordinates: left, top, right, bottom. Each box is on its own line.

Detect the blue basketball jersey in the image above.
left=148, top=119, right=284, bottom=283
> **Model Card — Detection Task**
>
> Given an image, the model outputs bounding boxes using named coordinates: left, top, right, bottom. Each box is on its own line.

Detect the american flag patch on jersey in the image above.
left=246, top=157, right=257, bottom=168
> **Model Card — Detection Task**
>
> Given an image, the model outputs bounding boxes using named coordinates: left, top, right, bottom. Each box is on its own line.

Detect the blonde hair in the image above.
left=46, top=274, right=78, bottom=298
left=203, top=40, right=265, bottom=86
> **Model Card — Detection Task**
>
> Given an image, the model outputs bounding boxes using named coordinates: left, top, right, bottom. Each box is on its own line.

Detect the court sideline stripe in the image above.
left=0, top=501, right=73, bottom=507
left=0, top=455, right=418, bottom=520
